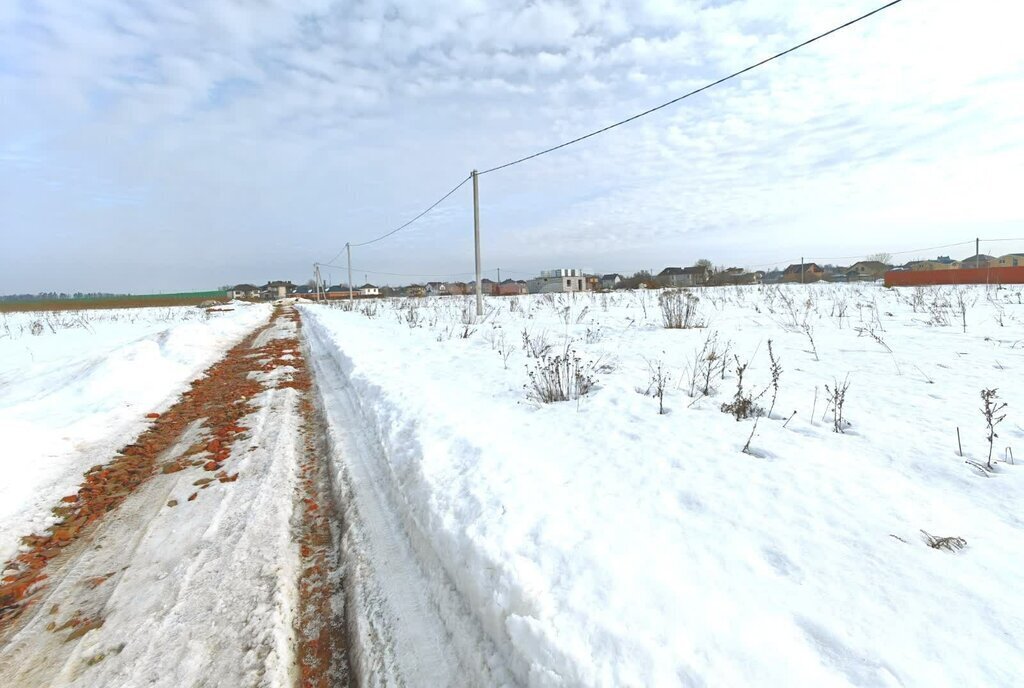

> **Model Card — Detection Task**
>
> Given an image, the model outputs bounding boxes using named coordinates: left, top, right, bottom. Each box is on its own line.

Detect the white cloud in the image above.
left=2, top=0, right=1023, bottom=291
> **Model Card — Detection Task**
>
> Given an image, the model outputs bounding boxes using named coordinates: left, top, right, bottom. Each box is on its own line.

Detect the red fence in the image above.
left=884, top=266, right=1024, bottom=287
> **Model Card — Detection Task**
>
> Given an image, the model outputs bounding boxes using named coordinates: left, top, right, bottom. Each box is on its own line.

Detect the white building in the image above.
left=359, top=284, right=380, bottom=297
left=527, top=268, right=588, bottom=294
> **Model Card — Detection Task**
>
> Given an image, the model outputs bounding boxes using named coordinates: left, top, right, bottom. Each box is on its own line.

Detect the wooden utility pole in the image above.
left=346, top=243, right=353, bottom=303
left=472, top=169, right=483, bottom=316
left=976, top=237, right=980, bottom=268
left=801, top=257, right=805, bottom=284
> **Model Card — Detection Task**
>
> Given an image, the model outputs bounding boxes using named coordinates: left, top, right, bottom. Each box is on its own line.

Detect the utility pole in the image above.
left=976, top=237, right=980, bottom=268
left=346, top=243, right=353, bottom=303
left=497, top=267, right=501, bottom=284
left=800, top=257, right=805, bottom=284
left=472, top=169, right=483, bottom=316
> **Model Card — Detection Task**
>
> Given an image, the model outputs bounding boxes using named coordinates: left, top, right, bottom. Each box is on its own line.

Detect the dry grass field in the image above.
left=0, top=295, right=228, bottom=313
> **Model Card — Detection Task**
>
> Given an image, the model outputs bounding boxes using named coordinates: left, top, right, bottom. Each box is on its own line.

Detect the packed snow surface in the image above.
left=0, top=308, right=303, bottom=687
left=301, top=284, right=1024, bottom=687
left=0, top=304, right=271, bottom=563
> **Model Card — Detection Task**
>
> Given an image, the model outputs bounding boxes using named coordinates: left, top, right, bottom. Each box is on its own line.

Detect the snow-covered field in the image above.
left=301, top=283, right=1024, bottom=687
left=0, top=303, right=271, bottom=564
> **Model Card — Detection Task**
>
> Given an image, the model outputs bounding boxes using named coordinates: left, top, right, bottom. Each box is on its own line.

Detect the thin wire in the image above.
left=741, top=240, right=977, bottom=270
left=479, top=0, right=906, bottom=176
left=812, top=240, right=975, bottom=262
left=317, top=264, right=485, bottom=279
left=352, top=174, right=471, bottom=247
left=321, top=174, right=472, bottom=264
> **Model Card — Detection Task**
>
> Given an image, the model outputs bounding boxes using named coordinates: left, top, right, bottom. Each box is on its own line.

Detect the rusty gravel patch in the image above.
left=0, top=307, right=300, bottom=629
left=288, top=312, right=349, bottom=687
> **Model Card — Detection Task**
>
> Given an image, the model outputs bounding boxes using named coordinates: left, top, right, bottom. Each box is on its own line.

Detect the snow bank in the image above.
left=301, top=285, right=1024, bottom=687
left=0, top=304, right=271, bottom=562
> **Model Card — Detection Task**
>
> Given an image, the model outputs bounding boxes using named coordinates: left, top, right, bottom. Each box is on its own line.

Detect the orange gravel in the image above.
left=1, top=305, right=350, bottom=686
left=0, top=309, right=284, bottom=627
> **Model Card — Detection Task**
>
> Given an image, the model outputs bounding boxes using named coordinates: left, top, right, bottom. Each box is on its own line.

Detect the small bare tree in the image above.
left=765, top=340, right=782, bottom=418
left=824, top=376, right=851, bottom=433
left=800, top=321, right=819, bottom=361
left=525, top=342, right=597, bottom=404
left=521, top=329, right=552, bottom=358
left=637, top=359, right=670, bottom=415
left=721, top=356, right=763, bottom=420
left=659, top=290, right=703, bottom=329
left=980, top=388, right=1007, bottom=470
left=686, top=331, right=729, bottom=397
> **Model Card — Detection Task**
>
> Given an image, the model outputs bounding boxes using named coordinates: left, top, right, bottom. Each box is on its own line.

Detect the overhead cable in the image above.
left=478, top=0, right=906, bottom=175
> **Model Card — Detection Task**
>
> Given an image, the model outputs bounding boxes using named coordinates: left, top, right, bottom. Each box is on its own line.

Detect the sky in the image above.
left=2, top=0, right=1023, bottom=292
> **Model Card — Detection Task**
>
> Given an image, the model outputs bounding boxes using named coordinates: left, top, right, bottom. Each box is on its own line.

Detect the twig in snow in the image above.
left=980, top=388, right=1007, bottom=470
left=741, top=415, right=760, bottom=455
left=921, top=530, right=967, bottom=552
left=964, top=459, right=991, bottom=477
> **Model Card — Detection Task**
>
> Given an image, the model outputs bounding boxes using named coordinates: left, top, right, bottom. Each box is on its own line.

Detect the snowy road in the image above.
left=0, top=306, right=347, bottom=687
left=2, top=300, right=508, bottom=688
left=8, top=284, right=1019, bottom=686
left=305, top=314, right=514, bottom=687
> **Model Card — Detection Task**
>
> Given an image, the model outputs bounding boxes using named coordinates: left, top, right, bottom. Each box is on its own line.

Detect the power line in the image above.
left=321, top=174, right=472, bottom=264
left=813, top=240, right=974, bottom=262
left=319, top=0, right=906, bottom=267
left=319, top=266, right=478, bottom=279
left=741, top=240, right=983, bottom=270
left=478, top=0, right=906, bottom=176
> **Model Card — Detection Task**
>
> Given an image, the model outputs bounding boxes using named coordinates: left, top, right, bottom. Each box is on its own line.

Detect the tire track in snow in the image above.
left=291, top=309, right=350, bottom=687
left=304, top=310, right=515, bottom=687
left=0, top=304, right=351, bottom=687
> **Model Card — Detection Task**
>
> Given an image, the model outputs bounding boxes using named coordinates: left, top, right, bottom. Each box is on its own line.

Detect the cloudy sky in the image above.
left=2, top=0, right=1022, bottom=292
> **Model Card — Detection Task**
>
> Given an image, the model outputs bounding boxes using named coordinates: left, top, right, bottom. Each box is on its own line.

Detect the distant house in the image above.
left=358, top=284, right=380, bottom=297
left=446, top=281, right=469, bottom=295
left=228, top=284, right=261, bottom=299
left=404, top=284, right=426, bottom=297
left=527, top=269, right=587, bottom=293
left=425, top=282, right=448, bottom=296
left=293, top=285, right=313, bottom=297
left=600, top=273, right=624, bottom=290
left=710, top=268, right=760, bottom=286
left=658, top=266, right=710, bottom=287
left=325, top=284, right=352, bottom=299
left=761, top=269, right=784, bottom=284
left=263, top=281, right=295, bottom=299
left=989, top=254, right=1024, bottom=268
left=820, top=265, right=848, bottom=281
left=959, top=254, right=995, bottom=269
left=846, top=261, right=889, bottom=281
left=781, top=263, right=825, bottom=283
left=494, top=279, right=528, bottom=296
left=907, top=260, right=959, bottom=271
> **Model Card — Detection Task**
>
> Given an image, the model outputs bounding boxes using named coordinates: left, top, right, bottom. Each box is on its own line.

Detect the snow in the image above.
left=0, top=308, right=303, bottom=687
left=0, top=304, right=271, bottom=564
left=300, top=284, right=1024, bottom=687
